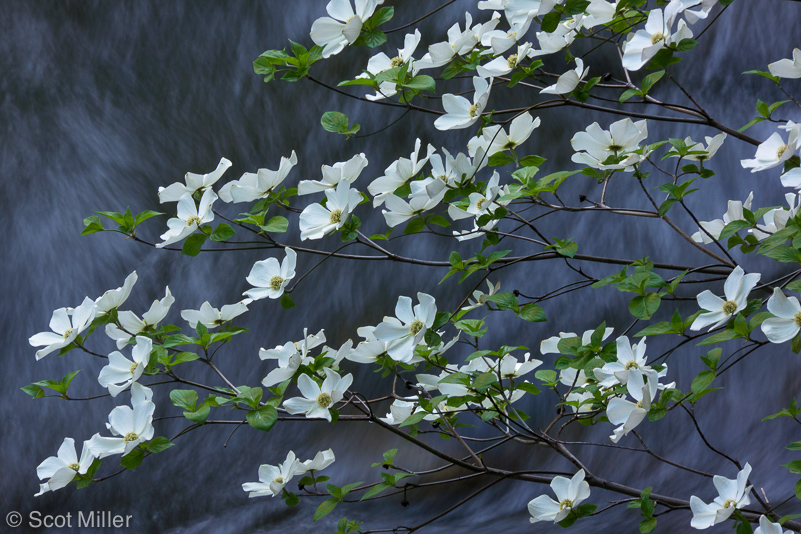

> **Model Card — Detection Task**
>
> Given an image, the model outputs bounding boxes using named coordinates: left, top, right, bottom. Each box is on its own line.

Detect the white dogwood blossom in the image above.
left=607, top=370, right=655, bottom=442
left=741, top=125, right=800, bottom=173
left=29, top=297, right=97, bottom=360
left=690, top=266, right=760, bottom=331
left=690, top=463, right=752, bottom=529
left=218, top=151, right=297, bottom=203
left=106, top=287, right=174, bottom=348
left=34, top=437, right=95, bottom=497
left=283, top=368, right=353, bottom=422
left=310, top=0, right=384, bottom=58
left=158, top=157, right=231, bottom=203
left=180, top=299, right=250, bottom=329
left=98, top=335, right=152, bottom=397
left=528, top=469, right=591, bottom=523
left=373, top=293, right=437, bottom=362
left=301, top=449, right=336, bottom=473
left=157, top=189, right=217, bottom=248
left=368, top=139, right=436, bottom=207
left=260, top=329, right=326, bottom=387
left=571, top=118, right=649, bottom=171
left=94, top=271, right=138, bottom=316
left=242, top=451, right=302, bottom=497
left=691, top=191, right=753, bottom=244
left=621, top=5, right=692, bottom=71
left=434, top=76, right=493, bottom=131
left=754, top=515, right=793, bottom=534
left=244, top=247, right=297, bottom=300
left=87, top=397, right=156, bottom=458
left=379, top=399, right=416, bottom=425
left=768, top=48, right=801, bottom=79
left=761, top=288, right=801, bottom=344
left=540, top=57, right=588, bottom=95
left=298, top=153, right=368, bottom=195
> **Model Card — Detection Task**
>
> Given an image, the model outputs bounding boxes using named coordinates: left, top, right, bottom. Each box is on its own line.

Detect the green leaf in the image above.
left=146, top=437, right=174, bottom=453
left=246, top=406, right=278, bottom=432
left=21, top=384, right=45, bottom=398
left=488, top=152, right=515, bottom=167
left=181, top=234, right=206, bottom=256
left=675, top=38, right=698, bottom=52
left=360, top=482, right=392, bottom=500
left=261, top=216, right=289, bottom=233
left=639, top=517, right=657, bottom=534
left=641, top=70, right=665, bottom=93
left=691, top=370, right=716, bottom=395
left=184, top=403, right=210, bottom=424
left=321, top=111, right=360, bottom=136
left=120, top=449, right=145, bottom=470
left=795, top=479, right=801, bottom=500
left=619, top=88, right=639, bottom=103
left=170, top=389, right=198, bottom=411
left=541, top=11, right=561, bottom=32
left=472, top=372, right=497, bottom=391
left=404, top=218, right=426, bottom=235
left=210, top=223, right=235, bottom=242
left=403, top=75, right=436, bottom=92
left=629, top=293, right=661, bottom=320
left=313, top=498, right=340, bottom=522
left=134, top=210, right=164, bottom=226
left=784, top=461, right=801, bottom=475
left=367, top=6, right=394, bottom=28
left=280, top=294, right=295, bottom=309
left=81, top=215, right=105, bottom=235
left=485, top=292, right=519, bottom=311
left=787, top=441, right=801, bottom=451
left=517, top=303, right=546, bottom=322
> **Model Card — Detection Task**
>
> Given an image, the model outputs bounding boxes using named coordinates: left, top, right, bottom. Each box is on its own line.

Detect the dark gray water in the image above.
left=3, top=1, right=801, bottom=532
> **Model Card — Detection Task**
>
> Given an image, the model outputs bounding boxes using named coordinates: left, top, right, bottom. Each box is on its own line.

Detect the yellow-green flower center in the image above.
left=129, top=362, right=139, bottom=374
left=559, top=498, right=574, bottom=510
left=390, top=56, right=404, bottom=68
left=608, top=144, right=623, bottom=152
left=624, top=361, right=639, bottom=370
left=269, top=275, right=285, bottom=290
left=650, top=32, right=665, bottom=44
left=722, top=498, right=737, bottom=509
left=68, top=462, right=80, bottom=471
left=506, top=54, right=518, bottom=68
left=722, top=300, right=738, bottom=315
left=468, top=104, right=480, bottom=118
left=273, top=476, right=284, bottom=484
left=778, top=145, right=788, bottom=159
left=317, top=392, right=333, bottom=408
left=123, top=432, right=139, bottom=443
left=476, top=197, right=489, bottom=211
left=62, top=327, right=75, bottom=340
left=409, top=319, right=424, bottom=335
left=635, top=400, right=644, bottom=409
left=329, top=209, right=343, bottom=224
left=186, top=215, right=202, bottom=227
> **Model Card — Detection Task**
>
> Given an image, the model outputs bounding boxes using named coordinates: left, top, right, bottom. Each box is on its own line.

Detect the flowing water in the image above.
left=2, top=1, right=800, bottom=532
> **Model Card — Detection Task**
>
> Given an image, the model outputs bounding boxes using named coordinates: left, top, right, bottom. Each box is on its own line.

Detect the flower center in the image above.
left=409, top=319, right=424, bottom=335
left=722, top=300, right=738, bottom=315
left=650, top=32, right=665, bottom=44
left=722, top=498, right=738, bottom=509
left=123, top=432, right=139, bottom=443
left=476, top=197, right=489, bottom=211
left=329, top=209, right=343, bottom=224
left=186, top=215, right=202, bottom=227
left=129, top=362, right=139, bottom=374
left=468, top=104, right=480, bottom=118
left=506, top=54, right=518, bottom=68
left=273, top=476, right=284, bottom=484
left=607, top=144, right=623, bottom=152
left=794, top=312, right=801, bottom=327
left=62, top=327, right=75, bottom=340
left=635, top=400, right=644, bottom=409
left=269, top=275, right=285, bottom=290
left=317, top=392, right=333, bottom=408
left=68, top=462, right=80, bottom=471
left=777, top=145, right=788, bottom=159
left=624, top=361, right=639, bottom=370
left=559, top=498, right=574, bottom=510
left=390, top=56, right=404, bottom=68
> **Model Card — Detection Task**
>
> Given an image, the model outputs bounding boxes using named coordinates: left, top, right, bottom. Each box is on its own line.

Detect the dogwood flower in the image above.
left=379, top=399, right=416, bottom=425
left=690, top=266, right=760, bottom=331
left=571, top=118, right=649, bottom=171
left=761, top=288, right=801, bottom=343
left=477, top=0, right=555, bottom=25
left=462, top=279, right=501, bottom=311
left=434, top=76, right=493, bottom=131
left=528, top=469, right=591, bottom=523
left=754, top=515, right=793, bottom=534
left=98, top=335, right=152, bottom=397
left=368, top=139, right=436, bottom=207
left=373, top=293, right=436, bottom=362
left=218, top=151, right=297, bottom=203
left=448, top=171, right=502, bottom=224
left=283, top=368, right=353, bottom=422
left=541, top=327, right=614, bottom=355
left=94, top=271, right=138, bottom=315
left=310, top=0, right=384, bottom=58
left=360, top=30, right=422, bottom=101
left=480, top=18, right=536, bottom=56
left=156, top=189, right=216, bottom=248
left=242, top=451, right=302, bottom=497
left=680, top=133, right=727, bottom=162
left=301, top=449, right=336, bottom=473
left=752, top=193, right=800, bottom=240
left=158, top=157, right=231, bottom=203
left=499, top=352, right=542, bottom=379
left=106, top=287, right=174, bottom=348
left=541, top=57, right=589, bottom=94
left=607, top=371, right=654, bottom=442
left=477, top=43, right=534, bottom=77
left=690, top=463, right=752, bottom=529
left=244, top=248, right=297, bottom=300
left=260, top=329, right=326, bottom=387
left=691, top=191, right=753, bottom=244
left=381, top=178, right=447, bottom=227
left=87, top=398, right=156, bottom=458
left=621, top=5, right=692, bottom=71
left=34, top=437, right=95, bottom=497
left=29, top=297, right=97, bottom=360
left=741, top=127, right=800, bottom=173
left=180, top=299, right=250, bottom=329
left=416, top=12, right=479, bottom=70
left=298, top=153, right=368, bottom=195
left=299, top=180, right=362, bottom=240
left=468, top=112, right=540, bottom=157
left=769, top=48, right=801, bottom=79
left=594, top=336, right=655, bottom=388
